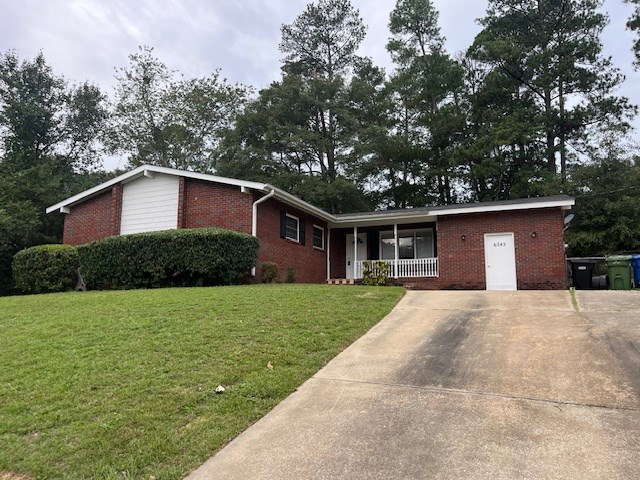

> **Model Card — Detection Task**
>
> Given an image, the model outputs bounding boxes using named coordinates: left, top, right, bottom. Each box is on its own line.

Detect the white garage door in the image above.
left=484, top=233, right=517, bottom=291
left=120, top=173, right=179, bottom=235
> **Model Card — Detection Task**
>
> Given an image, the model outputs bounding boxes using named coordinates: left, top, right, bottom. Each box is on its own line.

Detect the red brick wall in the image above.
left=437, top=208, right=566, bottom=290
left=255, top=197, right=328, bottom=284
left=62, top=186, right=122, bottom=245
left=179, top=179, right=328, bottom=283
left=182, top=179, right=253, bottom=233
left=61, top=174, right=565, bottom=289
left=330, top=208, right=567, bottom=290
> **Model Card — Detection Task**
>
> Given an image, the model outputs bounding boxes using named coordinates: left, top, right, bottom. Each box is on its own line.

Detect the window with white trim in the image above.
left=285, top=214, right=299, bottom=242
left=312, top=225, right=325, bottom=250
left=380, top=229, right=434, bottom=259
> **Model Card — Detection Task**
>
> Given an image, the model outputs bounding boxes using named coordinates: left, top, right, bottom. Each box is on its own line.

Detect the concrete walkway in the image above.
left=186, top=291, right=640, bottom=479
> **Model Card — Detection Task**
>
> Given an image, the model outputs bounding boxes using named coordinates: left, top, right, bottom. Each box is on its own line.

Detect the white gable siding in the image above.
left=120, top=174, right=179, bottom=235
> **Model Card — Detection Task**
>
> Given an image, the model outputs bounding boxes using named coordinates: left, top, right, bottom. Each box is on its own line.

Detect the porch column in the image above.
left=353, top=226, right=358, bottom=279
left=326, top=228, right=331, bottom=281
left=394, top=224, right=399, bottom=279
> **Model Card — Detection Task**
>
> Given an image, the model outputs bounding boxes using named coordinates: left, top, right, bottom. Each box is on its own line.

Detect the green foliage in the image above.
left=285, top=267, right=296, bottom=283
left=0, top=50, right=107, bottom=294
left=381, top=0, right=466, bottom=206
left=469, top=0, right=635, bottom=179
left=0, top=50, right=107, bottom=171
left=280, top=0, right=366, bottom=79
left=361, top=260, right=389, bottom=286
left=217, top=0, right=370, bottom=214
left=12, top=244, right=79, bottom=294
left=77, top=228, right=259, bottom=290
left=261, top=262, right=278, bottom=283
left=108, top=45, right=250, bottom=171
left=566, top=153, right=640, bottom=256
left=626, top=0, right=640, bottom=68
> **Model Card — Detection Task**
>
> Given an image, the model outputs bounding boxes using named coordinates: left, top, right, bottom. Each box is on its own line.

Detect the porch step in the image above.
left=327, top=278, right=355, bottom=285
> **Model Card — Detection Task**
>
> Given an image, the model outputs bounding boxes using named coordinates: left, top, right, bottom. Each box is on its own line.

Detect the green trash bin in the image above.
left=606, top=255, right=633, bottom=290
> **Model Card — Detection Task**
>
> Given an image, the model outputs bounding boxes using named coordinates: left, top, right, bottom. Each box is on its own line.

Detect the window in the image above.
left=398, top=236, right=414, bottom=259
left=285, top=214, right=299, bottom=242
left=313, top=225, right=325, bottom=250
left=380, top=229, right=434, bottom=259
left=279, top=210, right=306, bottom=245
left=381, top=236, right=395, bottom=260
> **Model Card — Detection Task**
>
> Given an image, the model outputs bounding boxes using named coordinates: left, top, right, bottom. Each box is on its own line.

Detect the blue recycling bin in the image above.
left=632, top=254, right=640, bottom=288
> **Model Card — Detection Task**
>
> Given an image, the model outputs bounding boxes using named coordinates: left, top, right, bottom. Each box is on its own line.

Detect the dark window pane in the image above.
left=381, top=236, right=395, bottom=259
left=285, top=216, right=298, bottom=241
left=313, top=226, right=324, bottom=249
left=398, top=236, right=414, bottom=259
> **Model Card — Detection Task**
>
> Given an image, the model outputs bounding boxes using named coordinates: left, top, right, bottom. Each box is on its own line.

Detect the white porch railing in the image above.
left=354, top=258, right=438, bottom=279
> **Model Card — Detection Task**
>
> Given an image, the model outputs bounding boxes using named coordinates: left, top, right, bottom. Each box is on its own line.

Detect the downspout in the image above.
left=251, top=188, right=276, bottom=276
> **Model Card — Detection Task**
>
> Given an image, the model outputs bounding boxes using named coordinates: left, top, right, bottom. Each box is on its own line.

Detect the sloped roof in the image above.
left=46, top=164, right=333, bottom=222
left=335, top=195, right=575, bottom=222
left=47, top=165, right=575, bottom=225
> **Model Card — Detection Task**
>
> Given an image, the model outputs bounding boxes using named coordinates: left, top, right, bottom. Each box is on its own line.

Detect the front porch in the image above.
left=328, top=222, right=439, bottom=282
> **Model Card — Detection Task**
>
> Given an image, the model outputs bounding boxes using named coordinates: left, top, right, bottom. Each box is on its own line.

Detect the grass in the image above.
left=0, top=284, right=404, bottom=480
left=569, top=287, right=579, bottom=312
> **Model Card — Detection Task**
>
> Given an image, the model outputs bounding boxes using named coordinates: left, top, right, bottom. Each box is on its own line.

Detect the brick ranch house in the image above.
left=47, top=165, right=575, bottom=290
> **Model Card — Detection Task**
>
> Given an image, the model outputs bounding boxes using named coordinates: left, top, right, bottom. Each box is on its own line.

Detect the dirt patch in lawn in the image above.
left=1, top=472, right=34, bottom=480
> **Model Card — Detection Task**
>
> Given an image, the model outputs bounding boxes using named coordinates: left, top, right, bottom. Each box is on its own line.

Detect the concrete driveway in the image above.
left=186, top=291, right=640, bottom=479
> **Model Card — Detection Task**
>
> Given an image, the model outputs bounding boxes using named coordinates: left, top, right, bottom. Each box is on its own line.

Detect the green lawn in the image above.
left=0, top=284, right=404, bottom=479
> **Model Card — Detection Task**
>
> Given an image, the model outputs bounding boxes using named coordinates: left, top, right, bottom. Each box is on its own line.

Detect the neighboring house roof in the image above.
left=46, top=165, right=575, bottom=225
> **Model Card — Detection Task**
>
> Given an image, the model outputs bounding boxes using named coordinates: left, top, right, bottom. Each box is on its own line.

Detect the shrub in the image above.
left=12, top=244, right=79, bottom=294
left=261, top=262, right=278, bottom=283
left=1, top=244, right=19, bottom=295
left=361, top=260, right=389, bottom=286
left=77, top=228, right=259, bottom=290
left=285, top=267, right=296, bottom=283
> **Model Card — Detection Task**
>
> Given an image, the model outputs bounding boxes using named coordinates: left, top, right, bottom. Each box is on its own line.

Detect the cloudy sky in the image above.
left=1, top=0, right=638, bottom=169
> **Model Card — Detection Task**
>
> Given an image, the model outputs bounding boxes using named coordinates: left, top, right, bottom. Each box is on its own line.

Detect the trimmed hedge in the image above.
left=77, top=228, right=259, bottom=290
left=12, top=244, right=79, bottom=294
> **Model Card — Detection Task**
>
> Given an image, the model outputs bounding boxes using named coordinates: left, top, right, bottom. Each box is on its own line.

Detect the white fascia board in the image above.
left=140, top=165, right=267, bottom=191
left=432, top=199, right=575, bottom=217
left=46, top=164, right=268, bottom=214
left=331, top=212, right=437, bottom=228
left=46, top=165, right=146, bottom=213
left=330, top=198, right=574, bottom=226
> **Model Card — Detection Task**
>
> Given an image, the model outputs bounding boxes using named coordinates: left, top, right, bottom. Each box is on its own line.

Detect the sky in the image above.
left=1, top=0, right=638, bottom=170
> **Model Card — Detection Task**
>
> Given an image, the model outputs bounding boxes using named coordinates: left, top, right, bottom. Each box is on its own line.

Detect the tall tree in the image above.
left=217, top=0, right=372, bottom=213
left=109, top=46, right=250, bottom=171
left=215, top=71, right=372, bottom=213
left=384, top=0, right=465, bottom=205
left=457, top=55, right=553, bottom=201
left=626, top=0, right=640, bottom=67
left=0, top=51, right=107, bottom=172
left=0, top=51, right=108, bottom=293
left=470, top=0, right=635, bottom=181
left=279, top=0, right=366, bottom=188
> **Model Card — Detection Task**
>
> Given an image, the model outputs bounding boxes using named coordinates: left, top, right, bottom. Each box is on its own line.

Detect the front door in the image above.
left=484, top=233, right=517, bottom=291
left=346, top=233, right=368, bottom=279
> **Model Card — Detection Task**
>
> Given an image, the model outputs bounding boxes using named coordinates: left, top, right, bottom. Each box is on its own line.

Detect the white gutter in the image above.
left=251, top=188, right=276, bottom=277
